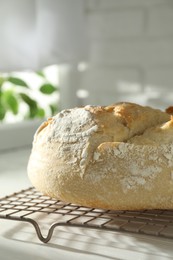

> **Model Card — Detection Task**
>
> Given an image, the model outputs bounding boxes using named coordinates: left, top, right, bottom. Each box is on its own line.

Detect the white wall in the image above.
left=61, top=0, right=173, bottom=110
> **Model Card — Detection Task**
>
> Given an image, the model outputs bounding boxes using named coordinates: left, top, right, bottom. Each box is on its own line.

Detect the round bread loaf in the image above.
left=27, top=102, right=173, bottom=210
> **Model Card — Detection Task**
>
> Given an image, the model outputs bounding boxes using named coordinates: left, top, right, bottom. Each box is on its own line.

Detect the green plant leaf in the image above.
left=0, top=103, right=6, bottom=120
left=8, top=77, right=28, bottom=87
left=40, top=83, right=57, bottom=94
left=19, top=93, right=38, bottom=118
left=2, top=90, right=18, bottom=114
left=36, top=71, right=45, bottom=78
left=0, top=77, right=5, bottom=88
left=37, top=107, right=45, bottom=118
left=19, top=93, right=37, bottom=107
left=29, top=106, right=38, bottom=118
left=49, top=104, right=58, bottom=115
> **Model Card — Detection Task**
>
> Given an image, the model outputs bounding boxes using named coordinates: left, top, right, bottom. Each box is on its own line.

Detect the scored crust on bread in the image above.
left=27, top=102, right=173, bottom=210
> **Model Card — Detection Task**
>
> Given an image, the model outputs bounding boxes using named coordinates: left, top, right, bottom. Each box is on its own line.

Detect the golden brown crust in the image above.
left=27, top=102, right=173, bottom=210
left=166, top=106, right=173, bottom=114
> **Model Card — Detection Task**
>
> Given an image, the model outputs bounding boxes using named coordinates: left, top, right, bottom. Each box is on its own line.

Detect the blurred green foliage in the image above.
left=0, top=72, right=58, bottom=122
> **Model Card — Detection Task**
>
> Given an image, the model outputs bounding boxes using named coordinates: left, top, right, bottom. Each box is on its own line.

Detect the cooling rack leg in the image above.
left=24, top=218, right=53, bottom=243
left=28, top=221, right=71, bottom=243
left=0, top=216, right=53, bottom=243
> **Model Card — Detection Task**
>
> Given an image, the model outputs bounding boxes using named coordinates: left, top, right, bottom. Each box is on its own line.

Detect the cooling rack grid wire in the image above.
left=0, top=187, right=173, bottom=243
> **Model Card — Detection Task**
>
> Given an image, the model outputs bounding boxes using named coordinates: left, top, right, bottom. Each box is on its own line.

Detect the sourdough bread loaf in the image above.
left=27, top=102, right=173, bottom=210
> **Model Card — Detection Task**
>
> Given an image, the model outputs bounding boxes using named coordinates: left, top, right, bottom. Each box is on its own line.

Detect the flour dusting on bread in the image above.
left=28, top=102, right=173, bottom=210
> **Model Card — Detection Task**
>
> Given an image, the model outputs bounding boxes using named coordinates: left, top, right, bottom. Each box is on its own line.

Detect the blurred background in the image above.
left=0, top=0, right=173, bottom=149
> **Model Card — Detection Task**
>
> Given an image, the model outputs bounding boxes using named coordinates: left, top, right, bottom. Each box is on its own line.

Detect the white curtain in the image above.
left=0, top=0, right=88, bottom=71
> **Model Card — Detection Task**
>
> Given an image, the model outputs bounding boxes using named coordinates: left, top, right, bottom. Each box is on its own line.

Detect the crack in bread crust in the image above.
left=27, top=102, right=173, bottom=210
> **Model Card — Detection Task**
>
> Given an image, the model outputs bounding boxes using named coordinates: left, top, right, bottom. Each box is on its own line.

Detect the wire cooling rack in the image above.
left=1, top=187, right=173, bottom=243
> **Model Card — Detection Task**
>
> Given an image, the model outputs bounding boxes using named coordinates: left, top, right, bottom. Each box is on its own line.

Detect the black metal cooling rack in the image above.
left=1, top=187, right=173, bottom=243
